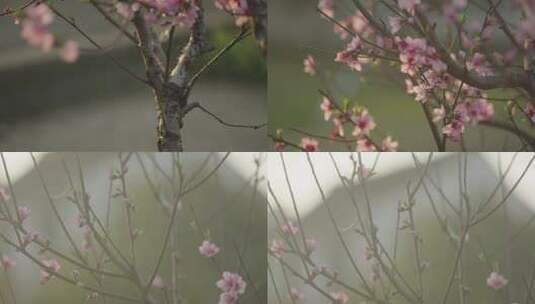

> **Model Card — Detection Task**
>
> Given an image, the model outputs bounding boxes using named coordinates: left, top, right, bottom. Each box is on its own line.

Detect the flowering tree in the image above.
left=272, top=0, right=535, bottom=152
left=0, top=152, right=265, bottom=304
left=268, top=152, right=535, bottom=303
left=1, top=0, right=266, bottom=151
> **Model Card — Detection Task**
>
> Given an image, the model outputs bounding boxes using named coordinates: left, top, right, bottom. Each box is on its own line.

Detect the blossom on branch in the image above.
left=40, top=259, right=61, bottom=284
left=216, top=272, right=246, bottom=304
left=198, top=240, right=221, bottom=258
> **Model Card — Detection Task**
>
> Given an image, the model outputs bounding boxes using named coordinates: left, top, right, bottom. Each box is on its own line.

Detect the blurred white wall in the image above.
left=268, top=152, right=535, bottom=304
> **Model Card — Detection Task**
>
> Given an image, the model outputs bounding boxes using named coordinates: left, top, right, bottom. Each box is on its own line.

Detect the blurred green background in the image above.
left=0, top=1, right=266, bottom=151
left=268, top=0, right=534, bottom=151
left=0, top=152, right=266, bottom=303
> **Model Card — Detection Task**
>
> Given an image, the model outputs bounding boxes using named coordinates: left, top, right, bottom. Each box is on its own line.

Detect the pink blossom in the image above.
left=151, top=275, right=166, bottom=289
left=433, top=106, right=446, bottom=122
left=59, top=40, right=79, bottom=63
left=216, top=272, right=246, bottom=300
left=467, top=99, right=494, bottom=122
left=308, top=264, right=327, bottom=281
left=405, top=79, right=428, bottom=103
left=466, top=53, right=494, bottom=76
left=143, top=11, right=158, bottom=24
left=218, top=292, right=239, bottom=304
left=174, top=5, right=199, bottom=28
left=21, top=4, right=55, bottom=52
left=330, top=290, right=349, bottom=304
left=318, top=0, right=334, bottom=18
left=331, top=116, right=346, bottom=137
left=443, top=0, right=467, bottom=23
left=335, top=37, right=367, bottom=71
left=25, top=4, right=53, bottom=25
left=274, top=142, right=286, bottom=152
left=382, top=136, right=399, bottom=152
left=442, top=120, right=465, bottom=142
left=281, top=222, right=299, bottom=235
left=289, top=288, right=305, bottom=301
left=320, top=97, right=335, bottom=121
left=389, top=16, right=402, bottom=34
left=453, top=102, right=470, bottom=123
left=486, top=272, right=508, bottom=290
left=139, top=0, right=182, bottom=14
left=356, top=138, right=376, bottom=152
left=40, top=259, right=61, bottom=284
left=519, top=17, right=535, bottom=40
left=358, top=166, right=373, bottom=178
left=301, top=137, right=319, bottom=152
left=362, top=247, right=373, bottom=261
left=136, top=0, right=200, bottom=28
left=0, top=187, right=10, bottom=201
left=198, top=240, right=220, bottom=258
left=1, top=255, right=16, bottom=271
left=333, top=12, right=373, bottom=40
left=397, top=36, right=447, bottom=77
left=215, top=0, right=249, bottom=26
left=524, top=103, right=535, bottom=123
left=17, top=206, right=30, bottom=222
left=115, top=2, right=140, bottom=20
left=270, top=240, right=286, bottom=258
left=351, top=109, right=376, bottom=136
left=21, top=24, right=52, bottom=47
left=23, top=231, right=38, bottom=246
left=304, top=55, right=317, bottom=76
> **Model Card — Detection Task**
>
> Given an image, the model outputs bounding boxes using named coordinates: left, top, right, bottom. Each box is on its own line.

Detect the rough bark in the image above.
left=133, top=1, right=210, bottom=151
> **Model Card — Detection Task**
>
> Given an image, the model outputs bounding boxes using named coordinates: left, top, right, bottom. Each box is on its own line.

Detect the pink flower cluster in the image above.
left=269, top=239, right=287, bottom=258
left=486, top=271, right=508, bottom=290
left=303, top=55, right=316, bottom=76
left=335, top=37, right=369, bottom=72
left=318, top=0, right=334, bottom=18
left=198, top=240, right=220, bottom=258
left=330, top=290, right=349, bottom=304
left=215, top=0, right=250, bottom=26
left=333, top=12, right=373, bottom=41
left=20, top=4, right=54, bottom=53
left=216, top=272, right=246, bottom=304
left=118, top=0, right=199, bottom=28
left=289, top=287, right=305, bottom=301
left=17, top=206, right=31, bottom=222
left=270, top=223, right=319, bottom=258
left=443, top=0, right=467, bottom=23
left=318, top=95, right=398, bottom=151
left=19, top=4, right=79, bottom=63
left=40, top=259, right=61, bottom=285
left=395, top=37, right=495, bottom=142
left=151, top=275, right=166, bottom=289
left=0, top=188, right=10, bottom=201
left=281, top=222, right=299, bottom=235
left=301, top=137, right=319, bottom=152
left=309, top=0, right=527, bottom=149
left=437, top=83, right=494, bottom=141
left=1, top=255, right=16, bottom=271
left=396, top=36, right=447, bottom=77
left=115, top=2, right=141, bottom=20
left=524, top=104, right=535, bottom=123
